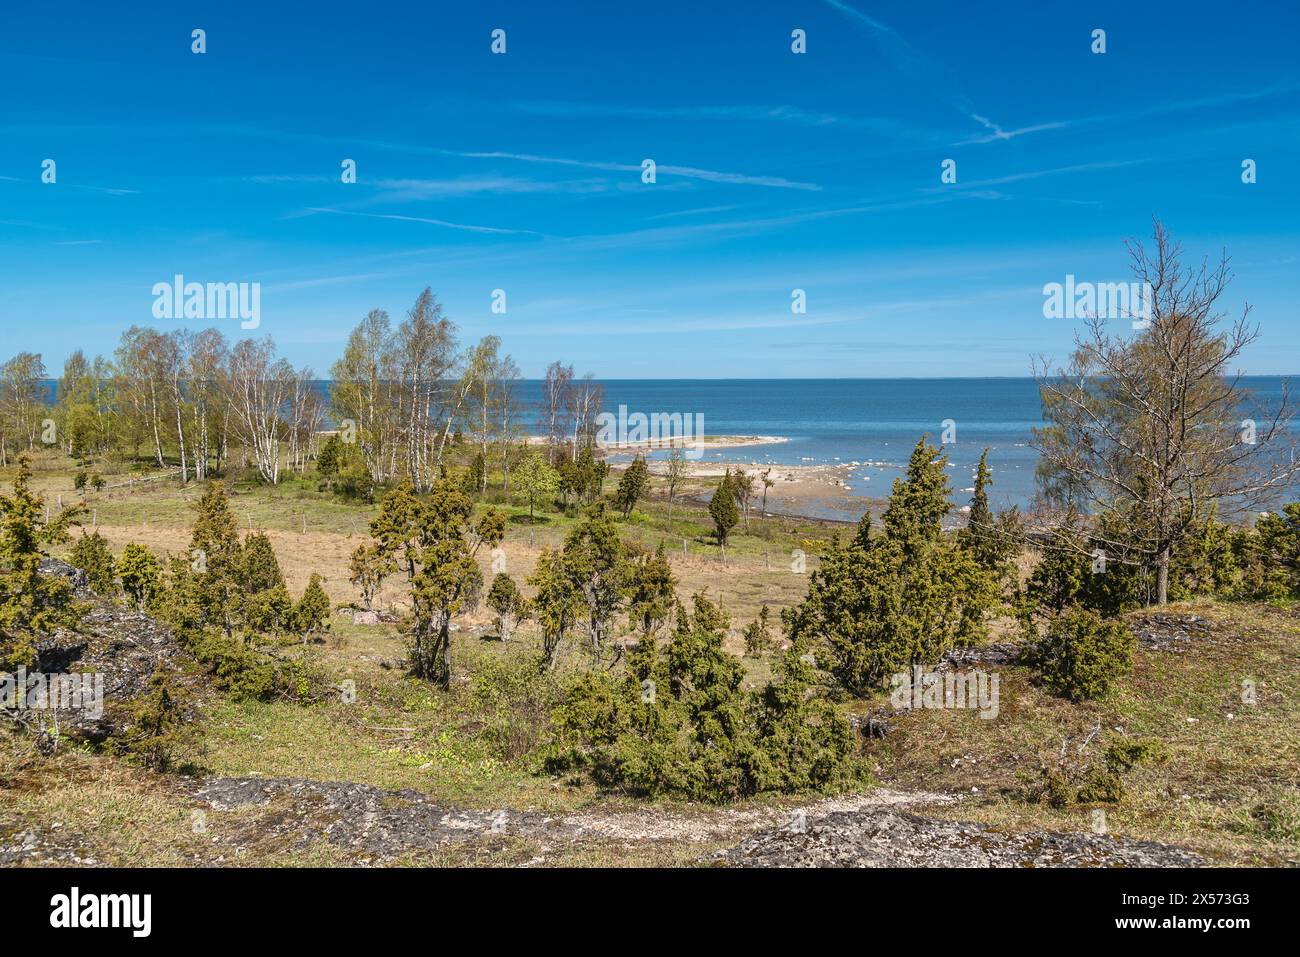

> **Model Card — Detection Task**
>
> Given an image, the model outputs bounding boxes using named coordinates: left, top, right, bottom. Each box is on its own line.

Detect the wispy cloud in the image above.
left=959, top=119, right=1070, bottom=145
left=446, top=149, right=821, bottom=191
left=644, top=204, right=741, bottom=221
left=512, top=100, right=941, bottom=139
left=821, top=0, right=1000, bottom=135
left=248, top=172, right=612, bottom=197
left=297, top=207, right=542, bottom=237
left=925, top=159, right=1154, bottom=192
left=210, top=127, right=822, bottom=191
left=955, top=83, right=1300, bottom=146
left=0, top=174, right=137, bottom=195
left=558, top=194, right=969, bottom=252
left=372, top=176, right=611, bottom=198
left=263, top=272, right=392, bottom=292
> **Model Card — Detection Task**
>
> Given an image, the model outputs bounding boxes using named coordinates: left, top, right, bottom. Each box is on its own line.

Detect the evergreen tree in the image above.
left=709, top=471, right=739, bottom=560
left=625, top=542, right=676, bottom=637
left=370, top=482, right=423, bottom=580
left=188, top=482, right=242, bottom=637
left=69, top=529, right=116, bottom=595
left=552, top=592, right=862, bottom=802
left=1022, top=509, right=1142, bottom=618
left=316, top=433, right=343, bottom=482
left=753, top=633, right=860, bottom=792
left=561, top=503, right=627, bottom=654
left=959, top=448, right=1020, bottom=579
left=292, top=573, right=331, bottom=638
left=0, top=454, right=86, bottom=669
left=742, top=604, right=775, bottom=657
left=348, top=542, right=395, bottom=611
left=528, top=546, right=582, bottom=669
left=1021, top=607, right=1136, bottom=701
left=403, top=482, right=504, bottom=688
left=613, top=455, right=650, bottom=519
left=486, top=572, right=528, bottom=641
left=239, top=532, right=292, bottom=636
left=785, top=437, right=998, bottom=694
left=240, top=532, right=286, bottom=592
left=463, top=451, right=487, bottom=498
left=1252, top=504, right=1300, bottom=599
left=118, top=543, right=162, bottom=611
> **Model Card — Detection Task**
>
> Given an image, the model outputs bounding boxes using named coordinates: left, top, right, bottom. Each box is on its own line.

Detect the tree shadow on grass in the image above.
left=508, top=513, right=552, bottom=526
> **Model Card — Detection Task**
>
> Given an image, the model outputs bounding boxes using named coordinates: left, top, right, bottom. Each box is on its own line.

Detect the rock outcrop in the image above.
left=14, top=559, right=195, bottom=741
left=713, top=806, right=1204, bottom=868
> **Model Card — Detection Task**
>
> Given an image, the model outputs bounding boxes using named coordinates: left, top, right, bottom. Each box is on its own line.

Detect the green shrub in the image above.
left=485, top=572, right=527, bottom=641
left=1025, top=737, right=1165, bottom=807
left=292, top=573, right=331, bottom=638
left=549, top=593, right=862, bottom=802
left=1242, top=504, right=1300, bottom=600
left=0, top=454, right=85, bottom=670
left=469, top=649, right=567, bottom=761
left=1021, top=606, right=1135, bottom=701
left=118, top=543, right=162, bottom=611
left=742, top=604, right=775, bottom=657
left=69, top=530, right=116, bottom=595
left=114, top=665, right=201, bottom=771
left=189, top=632, right=314, bottom=701
left=785, top=438, right=998, bottom=694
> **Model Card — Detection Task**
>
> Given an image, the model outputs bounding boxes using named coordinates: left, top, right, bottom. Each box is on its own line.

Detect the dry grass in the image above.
left=864, top=600, right=1300, bottom=865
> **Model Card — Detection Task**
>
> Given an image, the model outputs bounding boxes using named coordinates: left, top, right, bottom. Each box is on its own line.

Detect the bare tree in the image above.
left=330, top=309, right=398, bottom=485
left=494, top=354, right=523, bottom=493
left=543, top=361, right=574, bottom=461
left=0, top=352, right=48, bottom=462
left=228, top=337, right=294, bottom=484
left=185, top=328, right=228, bottom=481
left=1033, top=220, right=1299, bottom=604
left=760, top=467, right=775, bottom=515
left=397, top=289, right=457, bottom=491
left=567, top=373, right=604, bottom=461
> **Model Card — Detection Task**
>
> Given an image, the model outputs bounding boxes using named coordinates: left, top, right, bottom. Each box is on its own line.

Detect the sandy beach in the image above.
left=630, top=444, right=878, bottom=523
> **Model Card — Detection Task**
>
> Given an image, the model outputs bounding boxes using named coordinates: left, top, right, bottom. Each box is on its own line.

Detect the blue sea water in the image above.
left=549, top=378, right=1045, bottom=517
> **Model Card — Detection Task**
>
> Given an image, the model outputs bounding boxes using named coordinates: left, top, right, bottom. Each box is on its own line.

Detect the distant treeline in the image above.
left=0, top=287, right=603, bottom=489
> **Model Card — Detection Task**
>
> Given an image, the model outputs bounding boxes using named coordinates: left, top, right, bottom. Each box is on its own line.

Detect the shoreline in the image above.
left=535, top=434, right=791, bottom=453
left=652, top=456, right=881, bottom=524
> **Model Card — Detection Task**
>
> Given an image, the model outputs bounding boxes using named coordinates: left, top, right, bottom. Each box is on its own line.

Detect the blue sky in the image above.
left=2, top=0, right=1298, bottom=378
